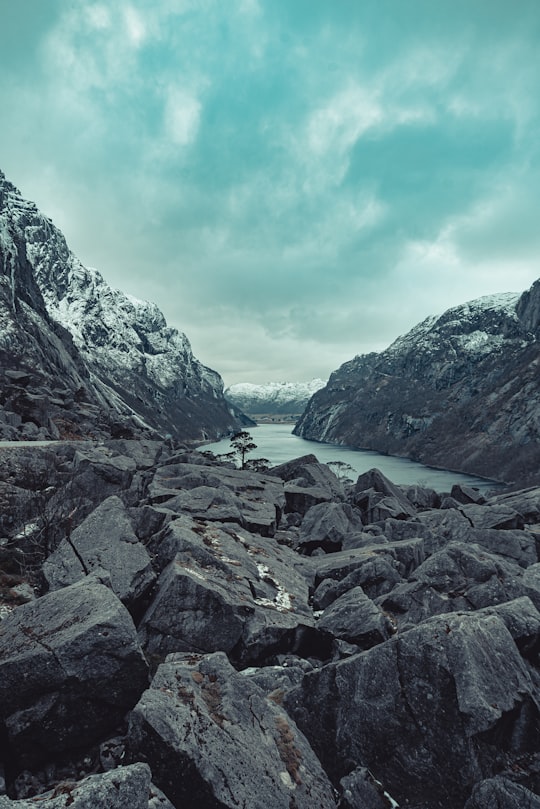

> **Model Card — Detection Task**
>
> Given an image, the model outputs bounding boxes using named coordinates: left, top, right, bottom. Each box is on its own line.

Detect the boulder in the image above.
left=402, top=483, right=441, bottom=510
left=353, top=489, right=416, bottom=523
left=128, top=652, right=337, bottom=808
left=316, top=586, right=392, bottom=650
left=451, top=483, right=487, bottom=505
left=147, top=462, right=285, bottom=536
left=459, top=503, right=525, bottom=530
left=269, top=454, right=320, bottom=481
left=464, top=776, right=540, bottom=809
left=297, top=502, right=363, bottom=553
left=42, top=496, right=155, bottom=606
left=285, top=611, right=539, bottom=808
left=488, top=487, right=540, bottom=525
left=413, top=508, right=473, bottom=545
left=466, top=527, right=539, bottom=568
left=352, top=469, right=416, bottom=521
left=283, top=483, right=334, bottom=515
left=339, top=767, right=399, bottom=809
left=0, top=576, right=149, bottom=769
left=378, top=542, right=531, bottom=629
left=0, top=764, right=174, bottom=809
left=312, top=556, right=402, bottom=610
left=138, top=524, right=321, bottom=666
left=310, top=539, right=425, bottom=588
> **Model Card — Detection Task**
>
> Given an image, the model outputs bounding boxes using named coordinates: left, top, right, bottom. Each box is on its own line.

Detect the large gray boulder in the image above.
left=459, top=502, right=524, bottom=530
left=310, top=538, right=425, bottom=588
left=316, top=586, right=392, bottom=650
left=42, top=496, right=155, bottom=605
left=352, top=468, right=416, bottom=522
left=285, top=611, right=539, bottom=808
left=0, top=764, right=174, bottom=809
left=138, top=522, right=322, bottom=666
left=128, top=651, right=337, bottom=809
left=297, top=502, right=363, bottom=553
left=0, top=576, right=149, bottom=768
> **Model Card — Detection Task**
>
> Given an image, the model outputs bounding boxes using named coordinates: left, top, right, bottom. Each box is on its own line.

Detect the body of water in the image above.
left=200, top=424, right=498, bottom=494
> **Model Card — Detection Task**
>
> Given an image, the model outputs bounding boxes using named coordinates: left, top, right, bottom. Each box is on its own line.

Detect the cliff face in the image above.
left=0, top=170, right=240, bottom=441
left=295, top=285, right=540, bottom=486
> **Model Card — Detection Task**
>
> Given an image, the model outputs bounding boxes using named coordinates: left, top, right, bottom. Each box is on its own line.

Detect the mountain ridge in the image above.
left=225, top=379, right=326, bottom=416
left=0, top=170, right=241, bottom=441
left=295, top=283, right=540, bottom=486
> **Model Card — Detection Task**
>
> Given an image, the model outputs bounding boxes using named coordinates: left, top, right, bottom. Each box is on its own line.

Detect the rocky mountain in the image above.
left=225, top=379, right=326, bottom=416
left=1, top=438, right=540, bottom=807
left=295, top=283, right=540, bottom=487
left=0, top=170, right=241, bottom=441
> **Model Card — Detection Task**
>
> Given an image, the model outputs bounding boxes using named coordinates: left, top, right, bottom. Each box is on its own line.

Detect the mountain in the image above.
left=295, top=283, right=540, bottom=486
left=0, top=170, right=241, bottom=441
left=225, top=379, right=326, bottom=416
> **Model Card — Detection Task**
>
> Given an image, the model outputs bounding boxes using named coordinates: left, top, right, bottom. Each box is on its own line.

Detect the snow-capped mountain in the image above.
left=0, top=170, right=241, bottom=441
left=295, top=284, right=540, bottom=486
left=225, top=379, right=326, bottom=416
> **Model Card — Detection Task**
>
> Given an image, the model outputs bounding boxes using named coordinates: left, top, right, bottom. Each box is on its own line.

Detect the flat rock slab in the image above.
left=0, top=764, right=174, bottom=809
left=128, top=651, right=337, bottom=809
left=309, top=538, right=425, bottom=587
left=148, top=462, right=285, bottom=536
left=285, top=611, right=537, bottom=808
left=0, top=576, right=149, bottom=768
left=42, top=496, right=155, bottom=605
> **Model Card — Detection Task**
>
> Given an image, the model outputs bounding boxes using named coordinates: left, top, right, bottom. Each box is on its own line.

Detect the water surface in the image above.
left=200, top=424, right=498, bottom=494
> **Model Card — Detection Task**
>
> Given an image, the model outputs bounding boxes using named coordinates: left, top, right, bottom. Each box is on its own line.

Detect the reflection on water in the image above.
left=200, top=423, right=498, bottom=494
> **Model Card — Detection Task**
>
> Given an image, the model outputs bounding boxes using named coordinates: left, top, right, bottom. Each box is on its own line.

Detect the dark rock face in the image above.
left=295, top=284, right=540, bottom=487
left=42, top=496, right=155, bottom=606
left=285, top=610, right=539, bottom=808
left=0, top=576, right=149, bottom=769
left=0, top=170, right=241, bottom=441
left=128, top=652, right=337, bottom=809
left=2, top=446, right=540, bottom=807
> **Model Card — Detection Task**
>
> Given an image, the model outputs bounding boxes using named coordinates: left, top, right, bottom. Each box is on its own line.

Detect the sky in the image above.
left=1, top=0, right=540, bottom=386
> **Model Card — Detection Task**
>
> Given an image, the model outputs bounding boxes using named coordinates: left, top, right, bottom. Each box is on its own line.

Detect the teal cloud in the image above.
left=1, top=0, right=539, bottom=383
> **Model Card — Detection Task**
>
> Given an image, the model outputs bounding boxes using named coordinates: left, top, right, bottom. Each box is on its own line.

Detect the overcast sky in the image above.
left=1, top=1, right=539, bottom=386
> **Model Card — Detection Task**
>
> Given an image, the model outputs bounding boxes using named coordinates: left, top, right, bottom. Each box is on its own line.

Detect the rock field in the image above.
left=0, top=440, right=539, bottom=808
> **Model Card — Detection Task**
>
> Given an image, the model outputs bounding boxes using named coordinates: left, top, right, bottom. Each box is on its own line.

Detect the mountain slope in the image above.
left=225, top=379, right=326, bottom=416
left=0, top=170, right=240, bottom=441
left=295, top=284, right=540, bottom=486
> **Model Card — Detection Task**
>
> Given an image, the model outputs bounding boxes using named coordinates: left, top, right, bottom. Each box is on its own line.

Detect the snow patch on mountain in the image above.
left=225, top=379, right=326, bottom=415
left=0, top=169, right=239, bottom=440
left=386, top=292, right=520, bottom=358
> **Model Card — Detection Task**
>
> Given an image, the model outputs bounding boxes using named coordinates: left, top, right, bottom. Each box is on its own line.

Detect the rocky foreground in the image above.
left=0, top=441, right=539, bottom=807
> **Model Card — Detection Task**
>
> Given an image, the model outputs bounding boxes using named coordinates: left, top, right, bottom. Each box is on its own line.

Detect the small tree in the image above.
left=230, top=431, right=257, bottom=470
left=327, top=460, right=355, bottom=481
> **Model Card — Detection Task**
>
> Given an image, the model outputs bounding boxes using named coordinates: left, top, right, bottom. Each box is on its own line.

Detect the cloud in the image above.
left=1, top=0, right=539, bottom=385
left=164, top=87, right=202, bottom=147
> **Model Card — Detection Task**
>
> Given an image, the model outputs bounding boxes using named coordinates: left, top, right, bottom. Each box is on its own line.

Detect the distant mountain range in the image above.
left=225, top=379, right=326, bottom=416
left=0, top=170, right=242, bottom=441
left=295, top=284, right=540, bottom=487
